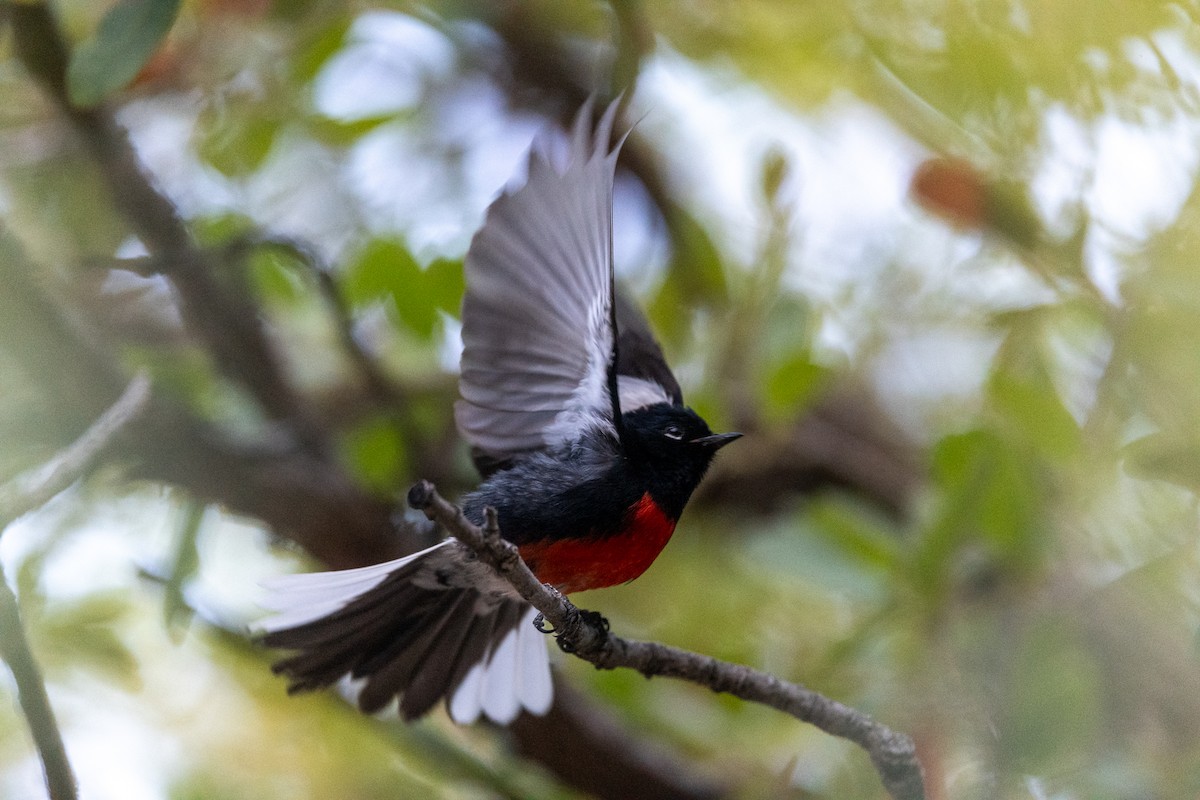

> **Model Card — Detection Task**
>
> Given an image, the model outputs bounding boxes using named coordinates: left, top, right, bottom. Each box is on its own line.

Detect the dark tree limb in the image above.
left=510, top=679, right=728, bottom=800
left=0, top=226, right=416, bottom=574
left=4, top=2, right=320, bottom=449
left=409, top=480, right=928, bottom=800
left=696, top=382, right=923, bottom=519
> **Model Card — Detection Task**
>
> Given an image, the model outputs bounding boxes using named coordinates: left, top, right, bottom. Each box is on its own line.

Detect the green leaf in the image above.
left=987, top=324, right=1082, bottom=461
left=764, top=351, right=828, bottom=421
left=808, top=500, right=902, bottom=575
left=342, top=239, right=415, bottom=306
left=306, top=114, right=393, bottom=147
left=650, top=210, right=728, bottom=346
left=745, top=508, right=890, bottom=604
left=36, top=594, right=141, bottom=690
left=191, top=213, right=257, bottom=247
left=343, top=240, right=462, bottom=340
left=424, top=257, right=465, bottom=319
left=291, top=15, right=352, bottom=82
left=989, top=367, right=1080, bottom=460
left=248, top=246, right=307, bottom=306
left=341, top=415, right=406, bottom=492
left=66, top=0, right=183, bottom=108
left=197, top=115, right=281, bottom=177
left=998, top=620, right=1101, bottom=773
left=1123, top=432, right=1200, bottom=492
left=917, top=429, right=1046, bottom=596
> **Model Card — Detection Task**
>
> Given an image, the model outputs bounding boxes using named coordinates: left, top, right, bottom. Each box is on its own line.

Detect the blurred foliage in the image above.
left=1, top=0, right=1200, bottom=799
left=66, top=0, right=182, bottom=107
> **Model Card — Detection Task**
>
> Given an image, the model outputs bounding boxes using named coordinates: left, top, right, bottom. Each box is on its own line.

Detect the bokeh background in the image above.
left=1, top=1, right=1199, bottom=798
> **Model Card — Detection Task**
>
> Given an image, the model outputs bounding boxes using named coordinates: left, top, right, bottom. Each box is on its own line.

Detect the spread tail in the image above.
left=255, top=540, right=553, bottom=724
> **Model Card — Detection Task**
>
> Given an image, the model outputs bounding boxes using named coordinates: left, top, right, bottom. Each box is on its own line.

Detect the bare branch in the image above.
left=0, top=371, right=150, bottom=527
left=0, top=370, right=151, bottom=800
left=408, top=480, right=928, bottom=800
left=4, top=2, right=317, bottom=446
left=0, top=573, right=76, bottom=800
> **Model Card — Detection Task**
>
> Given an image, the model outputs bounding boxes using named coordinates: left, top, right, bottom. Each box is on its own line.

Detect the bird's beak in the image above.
left=692, top=432, right=742, bottom=451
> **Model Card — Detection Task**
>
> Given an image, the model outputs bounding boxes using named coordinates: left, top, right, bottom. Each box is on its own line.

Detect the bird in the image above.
left=256, top=98, right=740, bottom=726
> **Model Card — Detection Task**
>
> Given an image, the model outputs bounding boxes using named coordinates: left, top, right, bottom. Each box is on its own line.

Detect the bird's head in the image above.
left=621, top=404, right=740, bottom=518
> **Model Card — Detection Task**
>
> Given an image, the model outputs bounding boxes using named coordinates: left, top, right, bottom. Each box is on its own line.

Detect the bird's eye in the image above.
left=663, top=425, right=684, bottom=440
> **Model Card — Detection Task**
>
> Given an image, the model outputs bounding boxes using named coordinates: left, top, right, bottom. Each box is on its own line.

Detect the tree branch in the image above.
left=0, top=574, right=75, bottom=800
left=407, top=480, right=927, bottom=800
left=4, top=2, right=318, bottom=448
left=0, top=371, right=150, bottom=527
left=0, top=372, right=152, bottom=800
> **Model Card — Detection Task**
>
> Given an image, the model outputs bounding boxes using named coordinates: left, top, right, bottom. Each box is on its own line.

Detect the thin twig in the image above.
left=0, top=571, right=76, bottom=800
left=407, top=480, right=927, bottom=800
left=316, top=266, right=409, bottom=408
left=0, top=372, right=150, bottom=800
left=0, top=371, right=151, bottom=528
left=244, top=235, right=410, bottom=408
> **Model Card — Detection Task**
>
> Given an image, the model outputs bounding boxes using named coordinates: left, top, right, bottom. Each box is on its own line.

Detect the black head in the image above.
left=621, top=404, right=741, bottom=519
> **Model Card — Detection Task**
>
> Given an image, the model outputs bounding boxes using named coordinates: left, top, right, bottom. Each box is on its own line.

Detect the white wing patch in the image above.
left=617, top=375, right=673, bottom=413
left=542, top=293, right=615, bottom=446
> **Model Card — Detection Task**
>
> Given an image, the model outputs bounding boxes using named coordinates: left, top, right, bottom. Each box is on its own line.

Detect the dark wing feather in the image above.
left=398, top=594, right=486, bottom=720
left=614, top=291, right=682, bottom=406
left=356, top=589, right=474, bottom=714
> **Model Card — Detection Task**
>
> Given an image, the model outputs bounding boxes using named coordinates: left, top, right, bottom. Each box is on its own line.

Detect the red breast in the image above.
left=518, top=492, right=677, bottom=594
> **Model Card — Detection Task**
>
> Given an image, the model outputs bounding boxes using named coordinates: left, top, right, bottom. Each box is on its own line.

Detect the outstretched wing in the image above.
left=455, top=99, right=625, bottom=465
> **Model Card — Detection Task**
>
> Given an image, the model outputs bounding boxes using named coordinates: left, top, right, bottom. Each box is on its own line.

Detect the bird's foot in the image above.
left=556, top=608, right=609, bottom=653
left=580, top=609, right=610, bottom=632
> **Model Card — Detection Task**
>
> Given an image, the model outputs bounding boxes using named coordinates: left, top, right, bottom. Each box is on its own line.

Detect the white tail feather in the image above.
left=449, top=606, right=553, bottom=725
left=480, top=627, right=521, bottom=723
left=515, top=606, right=553, bottom=715
left=449, top=662, right=485, bottom=724
left=253, top=541, right=452, bottom=632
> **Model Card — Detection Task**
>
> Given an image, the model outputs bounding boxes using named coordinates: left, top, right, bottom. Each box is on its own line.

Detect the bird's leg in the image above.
left=526, top=582, right=610, bottom=653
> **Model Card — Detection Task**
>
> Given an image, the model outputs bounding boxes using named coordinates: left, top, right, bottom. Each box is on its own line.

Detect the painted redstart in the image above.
left=257, top=99, right=740, bottom=725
